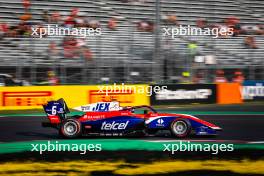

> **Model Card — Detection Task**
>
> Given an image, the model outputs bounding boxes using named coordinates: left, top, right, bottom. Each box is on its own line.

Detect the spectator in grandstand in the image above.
left=88, top=19, right=100, bottom=29
left=193, top=71, right=206, bottom=84
left=76, top=38, right=86, bottom=47
left=71, top=8, right=79, bottom=17
left=233, top=23, right=241, bottom=36
left=232, top=70, right=245, bottom=83
left=20, top=0, right=32, bottom=22
left=224, top=16, right=240, bottom=37
left=6, top=26, right=18, bottom=38
left=64, top=16, right=77, bottom=28
left=20, top=11, right=32, bottom=22
left=50, top=11, right=62, bottom=24
left=0, top=22, right=9, bottom=38
left=225, top=16, right=240, bottom=26
left=76, top=38, right=93, bottom=60
left=146, top=21, right=154, bottom=32
left=244, top=36, right=258, bottom=49
left=196, top=18, right=207, bottom=29
left=214, top=23, right=232, bottom=38
left=180, top=72, right=191, bottom=84
left=82, top=47, right=93, bottom=60
left=137, top=21, right=154, bottom=32
left=63, top=36, right=78, bottom=58
left=256, top=24, right=264, bottom=35
left=108, top=17, right=117, bottom=30
left=47, top=71, right=59, bottom=86
left=64, top=8, right=79, bottom=28
left=22, top=0, right=31, bottom=10
left=63, top=36, right=87, bottom=59
left=137, top=21, right=147, bottom=31
left=48, top=41, right=59, bottom=56
left=187, top=41, right=199, bottom=57
left=164, top=14, right=179, bottom=25
left=214, top=70, right=228, bottom=83
left=76, top=16, right=87, bottom=28
left=42, top=10, right=50, bottom=23
left=17, top=21, right=31, bottom=37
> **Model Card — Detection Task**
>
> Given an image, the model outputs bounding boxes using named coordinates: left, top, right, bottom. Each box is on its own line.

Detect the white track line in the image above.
left=248, top=141, right=264, bottom=144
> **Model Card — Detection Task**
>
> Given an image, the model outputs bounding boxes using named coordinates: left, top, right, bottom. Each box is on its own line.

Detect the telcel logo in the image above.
left=101, top=121, right=129, bottom=130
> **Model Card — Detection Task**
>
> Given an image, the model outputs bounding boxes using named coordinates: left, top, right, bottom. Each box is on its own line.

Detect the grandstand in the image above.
left=0, top=0, right=263, bottom=83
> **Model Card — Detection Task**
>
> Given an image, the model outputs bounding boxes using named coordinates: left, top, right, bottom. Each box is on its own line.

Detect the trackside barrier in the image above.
left=150, top=84, right=217, bottom=105
left=216, top=83, right=243, bottom=104
left=0, top=85, right=150, bottom=110
left=242, top=80, right=264, bottom=100
left=150, top=84, right=243, bottom=105
left=0, top=83, right=244, bottom=110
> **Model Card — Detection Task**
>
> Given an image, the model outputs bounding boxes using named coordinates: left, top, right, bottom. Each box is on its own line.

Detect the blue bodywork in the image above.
left=146, top=116, right=217, bottom=135
left=80, top=115, right=217, bottom=136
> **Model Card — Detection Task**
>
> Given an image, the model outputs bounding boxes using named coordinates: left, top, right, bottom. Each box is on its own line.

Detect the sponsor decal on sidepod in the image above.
left=101, top=121, right=129, bottom=130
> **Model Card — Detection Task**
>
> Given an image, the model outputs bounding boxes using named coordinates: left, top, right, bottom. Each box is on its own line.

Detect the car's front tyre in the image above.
left=60, top=119, right=82, bottom=138
left=170, top=118, right=191, bottom=138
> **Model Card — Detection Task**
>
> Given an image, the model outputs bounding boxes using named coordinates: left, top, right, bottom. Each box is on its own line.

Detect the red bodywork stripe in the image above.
left=78, top=110, right=134, bottom=122
left=48, top=115, right=61, bottom=124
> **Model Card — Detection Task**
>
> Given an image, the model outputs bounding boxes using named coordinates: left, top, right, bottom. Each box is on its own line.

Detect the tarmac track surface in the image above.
left=0, top=115, right=263, bottom=142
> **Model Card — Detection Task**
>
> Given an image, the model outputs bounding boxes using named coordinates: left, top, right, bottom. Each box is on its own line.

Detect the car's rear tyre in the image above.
left=60, top=119, right=81, bottom=138
left=170, top=118, right=191, bottom=138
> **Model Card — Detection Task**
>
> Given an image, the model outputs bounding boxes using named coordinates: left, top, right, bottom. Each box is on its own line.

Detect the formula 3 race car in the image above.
left=42, top=99, right=222, bottom=138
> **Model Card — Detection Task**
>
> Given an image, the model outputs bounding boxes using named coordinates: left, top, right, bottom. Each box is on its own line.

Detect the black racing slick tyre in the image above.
left=60, top=119, right=82, bottom=138
left=170, top=118, right=191, bottom=138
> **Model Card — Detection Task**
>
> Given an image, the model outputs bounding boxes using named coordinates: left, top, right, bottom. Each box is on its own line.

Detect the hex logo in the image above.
left=73, top=102, right=120, bottom=112
left=92, top=103, right=110, bottom=111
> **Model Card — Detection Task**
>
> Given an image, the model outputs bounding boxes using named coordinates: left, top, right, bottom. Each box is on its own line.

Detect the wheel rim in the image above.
left=173, top=121, right=187, bottom=135
left=63, top=121, right=78, bottom=136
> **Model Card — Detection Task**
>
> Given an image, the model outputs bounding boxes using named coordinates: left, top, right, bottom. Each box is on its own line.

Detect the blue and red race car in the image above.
left=42, top=99, right=222, bottom=138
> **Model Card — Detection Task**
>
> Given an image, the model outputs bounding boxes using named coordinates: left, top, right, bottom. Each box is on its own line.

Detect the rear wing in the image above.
left=43, top=98, right=70, bottom=117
